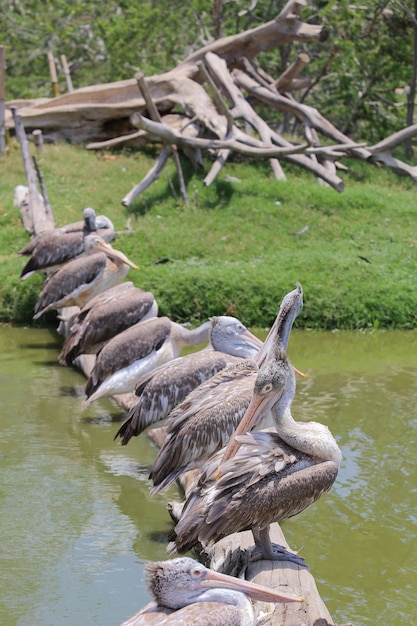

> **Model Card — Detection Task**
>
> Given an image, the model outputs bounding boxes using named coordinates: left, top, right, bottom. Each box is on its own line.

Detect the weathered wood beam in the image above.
left=136, top=72, right=188, bottom=205
left=233, top=69, right=370, bottom=160
left=275, top=52, right=310, bottom=91
left=11, top=107, right=55, bottom=235
left=60, top=54, right=74, bottom=92
left=130, top=113, right=346, bottom=192
left=121, top=144, right=171, bottom=207
left=178, top=0, right=327, bottom=71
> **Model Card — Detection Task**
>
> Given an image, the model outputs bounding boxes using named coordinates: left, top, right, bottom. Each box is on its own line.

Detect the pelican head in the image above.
left=146, top=557, right=303, bottom=609
left=210, top=316, right=263, bottom=358
left=83, top=234, right=139, bottom=269
left=218, top=340, right=292, bottom=468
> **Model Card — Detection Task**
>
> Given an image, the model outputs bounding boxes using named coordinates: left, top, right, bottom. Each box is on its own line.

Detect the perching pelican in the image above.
left=114, top=315, right=263, bottom=445
left=168, top=299, right=341, bottom=564
left=119, top=557, right=302, bottom=626
left=58, top=287, right=158, bottom=366
left=33, top=234, right=138, bottom=319
left=149, top=284, right=303, bottom=495
left=83, top=316, right=212, bottom=406
left=19, top=207, right=114, bottom=279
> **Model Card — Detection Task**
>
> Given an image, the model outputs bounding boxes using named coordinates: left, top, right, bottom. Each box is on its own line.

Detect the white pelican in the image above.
left=83, top=316, right=212, bottom=406
left=120, top=557, right=302, bottom=626
left=168, top=309, right=341, bottom=564
left=149, top=284, right=303, bottom=495
left=114, top=315, right=263, bottom=445
left=58, top=287, right=158, bottom=366
left=33, top=234, right=138, bottom=319
left=19, top=207, right=114, bottom=279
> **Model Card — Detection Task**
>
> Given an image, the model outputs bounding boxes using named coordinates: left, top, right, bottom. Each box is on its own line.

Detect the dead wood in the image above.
left=5, top=0, right=416, bottom=200
left=12, top=107, right=55, bottom=235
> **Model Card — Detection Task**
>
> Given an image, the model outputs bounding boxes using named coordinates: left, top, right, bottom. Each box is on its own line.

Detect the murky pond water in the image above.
left=0, top=325, right=416, bottom=625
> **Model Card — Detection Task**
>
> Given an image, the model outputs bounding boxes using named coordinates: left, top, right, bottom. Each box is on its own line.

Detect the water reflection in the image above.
left=0, top=325, right=416, bottom=625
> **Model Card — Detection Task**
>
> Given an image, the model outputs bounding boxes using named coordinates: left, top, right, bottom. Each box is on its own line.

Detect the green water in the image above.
left=0, top=325, right=416, bottom=625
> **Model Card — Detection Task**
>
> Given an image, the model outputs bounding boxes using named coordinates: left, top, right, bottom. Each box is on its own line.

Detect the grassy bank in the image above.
left=1, top=141, right=416, bottom=329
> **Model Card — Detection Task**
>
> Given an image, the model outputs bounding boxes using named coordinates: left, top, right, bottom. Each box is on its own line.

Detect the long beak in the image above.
left=244, top=328, right=264, bottom=349
left=217, top=387, right=282, bottom=471
left=202, top=568, right=304, bottom=603
left=96, top=241, right=139, bottom=269
left=254, top=323, right=278, bottom=366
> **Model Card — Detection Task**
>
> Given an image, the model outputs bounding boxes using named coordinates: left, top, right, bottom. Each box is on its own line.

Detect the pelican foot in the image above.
left=251, top=543, right=307, bottom=567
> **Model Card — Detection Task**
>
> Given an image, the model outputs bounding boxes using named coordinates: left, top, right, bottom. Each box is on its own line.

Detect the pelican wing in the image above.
left=170, top=432, right=338, bottom=553
left=85, top=317, right=172, bottom=396
left=20, top=231, right=84, bottom=278
left=33, top=252, right=107, bottom=318
left=116, top=351, right=240, bottom=444
left=150, top=368, right=257, bottom=493
left=59, top=290, right=156, bottom=365
left=120, top=601, right=240, bottom=625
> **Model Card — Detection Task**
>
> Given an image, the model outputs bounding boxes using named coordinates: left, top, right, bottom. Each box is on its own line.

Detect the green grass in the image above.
left=1, top=140, right=416, bottom=329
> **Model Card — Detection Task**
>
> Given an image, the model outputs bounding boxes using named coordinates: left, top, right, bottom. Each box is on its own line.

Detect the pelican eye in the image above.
left=191, top=567, right=203, bottom=579
left=262, top=382, right=273, bottom=394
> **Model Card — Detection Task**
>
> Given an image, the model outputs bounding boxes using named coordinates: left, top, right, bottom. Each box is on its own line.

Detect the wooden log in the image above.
left=12, top=107, right=55, bottom=235
left=47, top=51, right=59, bottom=97
left=136, top=72, right=188, bottom=205
left=275, top=52, right=310, bottom=91
left=14, top=185, right=35, bottom=234
left=33, top=155, right=52, bottom=214
left=121, top=144, right=171, bottom=207
left=60, top=54, right=73, bottom=92
left=32, top=129, right=44, bottom=153
left=0, top=45, right=5, bottom=157
left=208, top=525, right=334, bottom=626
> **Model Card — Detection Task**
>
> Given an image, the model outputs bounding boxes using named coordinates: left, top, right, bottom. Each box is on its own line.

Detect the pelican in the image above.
left=55, top=281, right=136, bottom=338
left=83, top=316, right=212, bottom=406
left=58, top=287, right=158, bottom=366
left=19, top=207, right=114, bottom=279
left=149, top=284, right=303, bottom=495
left=33, top=234, right=138, bottom=319
left=114, top=315, right=263, bottom=445
left=168, top=300, right=342, bottom=564
left=120, top=557, right=302, bottom=626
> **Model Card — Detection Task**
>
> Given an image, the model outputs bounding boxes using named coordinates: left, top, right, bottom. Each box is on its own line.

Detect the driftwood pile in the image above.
left=5, top=0, right=417, bottom=205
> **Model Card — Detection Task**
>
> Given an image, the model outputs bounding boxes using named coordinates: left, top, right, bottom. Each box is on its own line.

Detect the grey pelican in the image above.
left=33, top=234, right=138, bottom=319
left=114, top=315, right=263, bottom=445
left=83, top=316, right=212, bottom=406
left=19, top=208, right=114, bottom=279
left=120, top=557, right=302, bottom=626
left=168, top=302, right=341, bottom=564
left=58, top=287, right=158, bottom=366
left=149, top=284, right=303, bottom=495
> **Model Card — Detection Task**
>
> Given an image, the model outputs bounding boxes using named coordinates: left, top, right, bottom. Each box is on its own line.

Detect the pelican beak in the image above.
left=95, top=241, right=139, bottom=269
left=216, top=387, right=282, bottom=474
left=294, top=365, right=307, bottom=378
left=244, top=328, right=264, bottom=349
left=202, top=568, right=304, bottom=604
